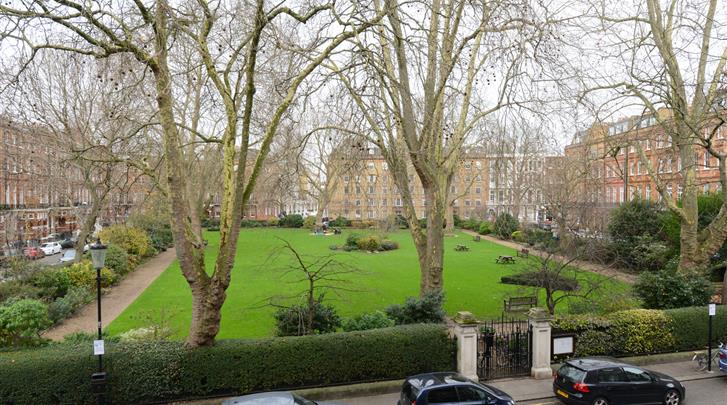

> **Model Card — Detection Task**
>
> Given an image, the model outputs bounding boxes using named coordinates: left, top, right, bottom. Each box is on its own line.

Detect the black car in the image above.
left=60, top=238, right=75, bottom=249
left=398, top=372, right=516, bottom=405
left=553, top=358, right=685, bottom=405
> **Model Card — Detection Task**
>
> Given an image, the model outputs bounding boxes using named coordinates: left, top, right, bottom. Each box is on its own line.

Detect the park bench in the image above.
left=517, top=248, right=529, bottom=258
left=496, top=255, right=515, bottom=264
left=455, top=244, right=469, bottom=252
left=503, top=296, right=538, bottom=312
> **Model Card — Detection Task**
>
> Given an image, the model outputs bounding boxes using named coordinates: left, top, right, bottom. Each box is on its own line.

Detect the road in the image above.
left=335, top=377, right=727, bottom=405
left=38, top=248, right=74, bottom=266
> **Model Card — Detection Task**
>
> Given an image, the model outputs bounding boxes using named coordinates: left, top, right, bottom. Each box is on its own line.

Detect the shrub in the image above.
left=453, top=214, right=463, bottom=228
left=303, top=216, right=316, bottom=229
left=666, top=306, right=727, bottom=351
left=99, top=225, right=154, bottom=258
left=104, top=244, right=130, bottom=276
left=608, top=199, right=669, bottom=269
left=47, top=286, right=93, bottom=324
left=266, top=218, right=280, bottom=227
left=345, top=233, right=362, bottom=248
left=0, top=324, right=453, bottom=404
left=342, top=311, right=396, bottom=332
left=478, top=221, right=492, bottom=235
left=501, top=272, right=578, bottom=291
left=329, top=216, right=352, bottom=227
left=128, top=213, right=174, bottom=251
left=511, top=230, right=526, bottom=242
left=118, top=326, right=175, bottom=342
left=280, top=214, right=304, bottom=228
left=606, top=309, right=676, bottom=355
left=0, top=298, right=51, bottom=347
left=0, top=281, right=41, bottom=303
left=204, top=218, right=220, bottom=229
left=634, top=269, right=712, bottom=309
left=385, top=290, right=446, bottom=325
left=341, top=245, right=358, bottom=252
left=630, top=235, right=671, bottom=272
left=461, top=218, right=481, bottom=231
left=29, top=268, right=71, bottom=301
left=62, top=261, right=117, bottom=290
left=381, top=240, right=399, bottom=251
left=274, top=301, right=341, bottom=336
left=493, top=213, right=518, bottom=239
left=351, top=220, right=377, bottom=229
left=356, top=235, right=382, bottom=252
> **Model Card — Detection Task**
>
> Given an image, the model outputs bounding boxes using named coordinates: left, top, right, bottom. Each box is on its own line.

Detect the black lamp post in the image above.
left=89, top=239, right=108, bottom=404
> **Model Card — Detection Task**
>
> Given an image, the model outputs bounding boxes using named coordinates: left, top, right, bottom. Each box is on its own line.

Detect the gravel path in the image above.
left=44, top=248, right=177, bottom=341
left=462, top=230, right=637, bottom=284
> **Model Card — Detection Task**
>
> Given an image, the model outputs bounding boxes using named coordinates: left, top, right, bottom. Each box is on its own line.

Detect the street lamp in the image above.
left=89, top=239, right=107, bottom=404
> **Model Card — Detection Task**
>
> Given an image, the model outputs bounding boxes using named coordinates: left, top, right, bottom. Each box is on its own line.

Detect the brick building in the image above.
left=0, top=119, right=152, bottom=250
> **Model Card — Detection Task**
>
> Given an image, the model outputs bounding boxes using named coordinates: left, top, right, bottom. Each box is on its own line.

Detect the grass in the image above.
left=106, top=228, right=631, bottom=339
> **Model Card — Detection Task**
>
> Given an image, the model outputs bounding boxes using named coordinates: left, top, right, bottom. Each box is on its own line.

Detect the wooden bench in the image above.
left=455, top=244, right=469, bottom=252
left=504, top=296, right=538, bottom=312
left=517, top=248, right=529, bottom=258
left=496, top=255, right=515, bottom=264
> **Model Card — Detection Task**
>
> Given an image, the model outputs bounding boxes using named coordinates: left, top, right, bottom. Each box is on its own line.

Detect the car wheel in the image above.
left=664, top=389, right=680, bottom=405
left=592, top=398, right=609, bottom=405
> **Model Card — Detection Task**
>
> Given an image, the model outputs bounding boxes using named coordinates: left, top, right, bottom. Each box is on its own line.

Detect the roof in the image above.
left=404, top=372, right=471, bottom=390
left=566, top=357, right=629, bottom=371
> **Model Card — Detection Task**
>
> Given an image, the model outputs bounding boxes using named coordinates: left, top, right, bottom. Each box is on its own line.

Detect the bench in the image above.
left=504, top=296, right=538, bottom=312
left=455, top=244, right=469, bottom=252
left=496, top=255, right=515, bottom=264
left=517, top=248, right=529, bottom=258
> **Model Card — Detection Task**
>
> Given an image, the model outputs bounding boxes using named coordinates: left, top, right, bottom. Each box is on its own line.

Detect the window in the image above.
left=677, top=185, right=683, bottom=199
left=367, top=162, right=375, bottom=170
left=381, top=198, right=387, bottom=206
left=355, top=186, right=361, bottom=194
left=368, top=185, right=375, bottom=194
left=475, top=187, right=481, bottom=194
left=597, top=368, right=628, bottom=383
left=623, top=367, right=651, bottom=383
left=465, top=200, right=471, bottom=206
left=704, top=152, right=710, bottom=168
left=427, top=387, right=459, bottom=404
left=475, top=200, right=481, bottom=206
left=368, top=175, right=376, bottom=182
left=367, top=211, right=374, bottom=219
left=704, top=184, right=710, bottom=194
left=355, top=200, right=361, bottom=206
left=646, top=186, right=651, bottom=200
left=667, top=184, right=673, bottom=197
left=344, top=175, right=350, bottom=182
left=457, top=386, right=490, bottom=402
left=383, top=162, right=388, bottom=171
left=367, top=198, right=374, bottom=206
left=489, top=190, right=496, bottom=203
left=344, top=186, right=349, bottom=194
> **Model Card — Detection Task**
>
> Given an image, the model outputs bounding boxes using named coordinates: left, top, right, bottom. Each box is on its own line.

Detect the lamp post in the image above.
left=89, top=239, right=107, bottom=404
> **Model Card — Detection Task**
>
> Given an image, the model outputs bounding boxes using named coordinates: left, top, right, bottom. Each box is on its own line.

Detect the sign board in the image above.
left=709, top=304, right=716, bottom=316
left=553, top=336, right=574, bottom=355
left=93, top=339, right=105, bottom=355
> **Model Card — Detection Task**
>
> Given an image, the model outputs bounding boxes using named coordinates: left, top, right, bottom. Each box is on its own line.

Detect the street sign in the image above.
left=709, top=303, right=716, bottom=316
left=93, top=339, right=105, bottom=355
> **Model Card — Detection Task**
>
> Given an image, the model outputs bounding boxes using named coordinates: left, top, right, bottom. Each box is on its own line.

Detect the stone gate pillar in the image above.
left=452, top=311, right=479, bottom=380
left=528, top=307, right=554, bottom=379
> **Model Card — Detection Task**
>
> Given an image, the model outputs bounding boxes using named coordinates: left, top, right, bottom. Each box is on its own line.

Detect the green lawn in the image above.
left=107, top=228, right=630, bottom=339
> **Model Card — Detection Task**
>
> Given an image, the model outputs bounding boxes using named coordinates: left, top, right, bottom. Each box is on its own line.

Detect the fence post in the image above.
left=452, top=311, right=479, bottom=380
left=528, top=307, right=554, bottom=379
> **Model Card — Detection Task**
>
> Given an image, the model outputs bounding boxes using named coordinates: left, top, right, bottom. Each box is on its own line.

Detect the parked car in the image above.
left=59, top=250, right=76, bottom=263
left=398, top=372, right=516, bottom=405
left=40, top=242, right=62, bottom=255
left=553, top=358, right=685, bottom=405
left=719, top=342, right=727, bottom=374
left=60, top=238, right=75, bottom=249
left=221, top=391, right=343, bottom=405
left=23, top=246, right=45, bottom=260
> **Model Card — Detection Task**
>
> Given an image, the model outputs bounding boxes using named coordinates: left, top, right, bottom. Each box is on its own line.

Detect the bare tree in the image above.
left=581, top=0, right=727, bottom=274
left=12, top=51, right=155, bottom=260
left=0, top=1, right=386, bottom=346
left=328, top=0, right=561, bottom=294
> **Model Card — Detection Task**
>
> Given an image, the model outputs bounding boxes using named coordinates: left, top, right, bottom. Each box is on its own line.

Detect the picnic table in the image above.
left=496, top=255, right=515, bottom=264
left=454, top=244, right=469, bottom=252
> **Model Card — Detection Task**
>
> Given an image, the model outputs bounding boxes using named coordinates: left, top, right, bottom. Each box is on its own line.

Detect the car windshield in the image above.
left=41, top=243, right=51, bottom=248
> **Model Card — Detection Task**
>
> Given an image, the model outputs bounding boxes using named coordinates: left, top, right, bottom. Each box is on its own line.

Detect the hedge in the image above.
left=552, top=306, right=727, bottom=359
left=0, top=324, right=454, bottom=404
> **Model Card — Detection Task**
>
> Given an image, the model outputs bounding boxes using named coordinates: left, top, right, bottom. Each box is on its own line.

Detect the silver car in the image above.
left=221, top=392, right=343, bottom=405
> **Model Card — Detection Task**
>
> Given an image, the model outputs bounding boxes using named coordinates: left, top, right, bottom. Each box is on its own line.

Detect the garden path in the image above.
left=44, top=248, right=177, bottom=341
left=461, top=230, right=637, bottom=284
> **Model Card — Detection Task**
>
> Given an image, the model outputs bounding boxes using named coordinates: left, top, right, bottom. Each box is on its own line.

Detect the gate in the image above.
left=477, top=317, right=532, bottom=380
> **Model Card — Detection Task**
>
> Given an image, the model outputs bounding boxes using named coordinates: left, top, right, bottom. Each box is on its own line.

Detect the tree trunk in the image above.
left=422, top=186, right=446, bottom=294
left=75, top=198, right=102, bottom=262
left=444, top=202, right=455, bottom=235
left=187, top=281, right=226, bottom=347
left=722, top=270, right=727, bottom=305
left=677, top=143, right=708, bottom=271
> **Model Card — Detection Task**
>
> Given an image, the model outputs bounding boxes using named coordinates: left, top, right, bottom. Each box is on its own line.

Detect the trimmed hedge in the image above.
left=0, top=324, right=453, bottom=404
left=552, top=306, right=727, bottom=359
